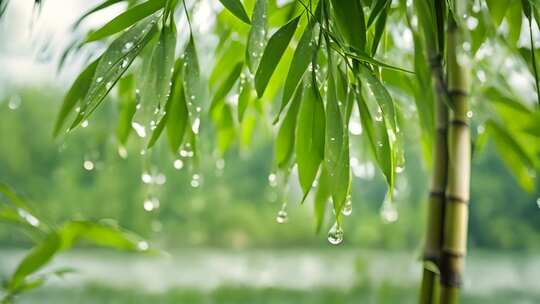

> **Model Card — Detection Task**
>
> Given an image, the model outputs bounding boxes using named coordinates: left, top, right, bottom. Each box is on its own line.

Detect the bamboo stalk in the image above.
left=418, top=0, right=448, bottom=302
left=439, top=16, right=470, bottom=304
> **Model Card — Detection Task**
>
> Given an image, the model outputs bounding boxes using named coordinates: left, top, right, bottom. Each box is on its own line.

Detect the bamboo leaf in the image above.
left=85, top=0, right=166, bottom=42
left=140, top=20, right=177, bottom=109
left=59, top=220, right=147, bottom=252
left=296, top=78, right=325, bottom=200
left=342, top=49, right=413, bottom=73
left=218, top=0, right=251, bottom=25
left=167, top=71, right=189, bottom=153
left=8, top=232, right=61, bottom=291
left=183, top=35, right=204, bottom=119
left=371, top=4, right=389, bottom=56
left=314, top=167, right=331, bottom=233
left=210, top=61, right=244, bottom=111
left=237, top=76, right=252, bottom=122
left=53, top=58, right=99, bottom=137
left=254, top=16, right=301, bottom=98
left=486, top=0, right=510, bottom=26
left=367, top=0, right=390, bottom=28
left=70, top=17, right=159, bottom=129
left=212, top=103, right=236, bottom=154
left=359, top=65, right=397, bottom=132
left=275, top=85, right=302, bottom=169
left=246, top=0, right=267, bottom=72
left=73, top=0, right=125, bottom=29
left=330, top=0, right=366, bottom=51
left=276, top=23, right=315, bottom=123
left=116, top=75, right=137, bottom=145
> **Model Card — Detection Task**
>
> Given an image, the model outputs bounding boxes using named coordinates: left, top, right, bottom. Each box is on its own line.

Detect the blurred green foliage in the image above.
left=0, top=87, right=539, bottom=251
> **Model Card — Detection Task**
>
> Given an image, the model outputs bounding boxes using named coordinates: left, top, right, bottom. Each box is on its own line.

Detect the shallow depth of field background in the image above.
left=0, top=1, right=539, bottom=303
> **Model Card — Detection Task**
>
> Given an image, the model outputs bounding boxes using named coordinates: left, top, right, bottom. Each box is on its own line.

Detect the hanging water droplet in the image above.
left=141, top=171, right=153, bottom=184
left=216, top=158, right=225, bottom=170
left=268, top=173, right=278, bottom=187
left=143, top=196, right=160, bottom=211
left=131, top=122, right=147, bottom=138
left=342, top=196, right=352, bottom=216
left=536, top=197, right=540, bottom=208
left=380, top=193, right=398, bottom=223
left=395, top=165, right=405, bottom=174
left=137, top=241, right=149, bottom=251
left=276, top=209, right=288, bottom=224
left=8, top=95, right=21, bottom=110
left=327, top=222, right=344, bottom=245
left=81, top=120, right=89, bottom=128
left=155, top=173, right=166, bottom=185
left=83, top=160, right=94, bottom=171
left=190, top=174, right=201, bottom=188
left=117, top=146, right=128, bottom=159
left=173, top=159, right=184, bottom=170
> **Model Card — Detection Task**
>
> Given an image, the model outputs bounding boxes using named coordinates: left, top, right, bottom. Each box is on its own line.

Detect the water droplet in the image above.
left=117, top=146, right=128, bottom=159
left=122, top=42, right=134, bottom=53
left=8, top=95, right=21, bottom=110
left=268, top=173, right=278, bottom=187
left=155, top=173, right=166, bottom=185
left=137, top=241, right=149, bottom=251
left=83, top=160, right=94, bottom=171
left=395, top=165, right=405, bottom=173
left=192, top=118, right=200, bottom=134
left=342, top=196, right=352, bottom=216
left=466, top=111, right=473, bottom=118
left=96, top=77, right=103, bottom=83
left=18, top=209, right=39, bottom=227
left=216, top=158, right=225, bottom=170
left=327, top=222, right=344, bottom=245
left=173, top=159, right=184, bottom=170
left=276, top=209, right=288, bottom=224
left=196, top=106, right=202, bottom=113
left=143, top=196, right=160, bottom=211
left=141, top=171, right=153, bottom=184
left=380, top=193, right=398, bottom=223
left=190, top=174, right=201, bottom=188
left=121, top=59, right=129, bottom=68
left=81, top=120, right=89, bottom=128
left=132, top=122, right=147, bottom=138
left=536, top=197, right=540, bottom=208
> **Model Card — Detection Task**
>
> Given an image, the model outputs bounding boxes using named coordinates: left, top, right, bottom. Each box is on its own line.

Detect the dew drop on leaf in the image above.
left=173, top=159, right=184, bottom=170
left=342, top=196, right=352, bottom=216
left=141, top=171, right=153, bottom=184
left=327, top=222, right=344, bottom=245
left=83, top=160, right=94, bottom=171
left=143, top=196, right=160, bottom=211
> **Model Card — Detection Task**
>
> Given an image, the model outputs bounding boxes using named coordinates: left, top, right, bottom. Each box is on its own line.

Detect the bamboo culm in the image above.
left=439, top=16, right=471, bottom=304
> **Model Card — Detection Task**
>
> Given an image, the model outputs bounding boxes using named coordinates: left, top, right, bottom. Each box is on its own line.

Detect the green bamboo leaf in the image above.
left=330, top=0, right=366, bottom=51
left=275, top=85, right=302, bottom=169
left=70, top=17, right=159, bottom=130
left=218, top=0, right=251, bottom=25
left=324, top=72, right=350, bottom=212
left=183, top=35, right=204, bottom=119
left=296, top=78, right=325, bottom=200
left=342, top=49, right=413, bottom=73
left=53, top=58, right=99, bottom=137
left=486, top=0, right=510, bottom=26
left=167, top=71, right=189, bottom=153
left=246, top=0, right=267, bottom=72
left=8, top=232, right=61, bottom=291
left=210, top=61, right=244, bottom=111
left=212, top=103, right=236, bottom=154
left=275, top=23, right=315, bottom=123
left=314, top=167, right=331, bottom=233
left=59, top=220, right=147, bottom=252
left=367, top=0, right=390, bottom=28
left=237, top=76, right=252, bottom=122
left=116, top=75, right=137, bottom=145
left=371, top=5, right=388, bottom=56
left=254, top=15, right=301, bottom=98
left=73, top=0, right=125, bottom=29
left=359, top=65, right=397, bottom=132
left=140, top=20, right=177, bottom=109
left=85, top=0, right=166, bottom=42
